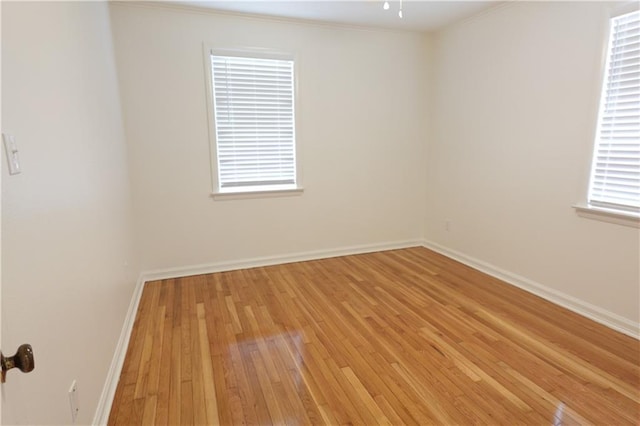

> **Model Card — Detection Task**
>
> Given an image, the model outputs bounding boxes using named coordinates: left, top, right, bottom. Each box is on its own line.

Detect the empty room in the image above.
left=1, top=0, right=639, bottom=425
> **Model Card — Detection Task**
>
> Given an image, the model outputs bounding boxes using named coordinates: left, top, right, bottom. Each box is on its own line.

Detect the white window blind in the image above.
left=588, top=10, right=640, bottom=213
left=210, top=54, right=296, bottom=190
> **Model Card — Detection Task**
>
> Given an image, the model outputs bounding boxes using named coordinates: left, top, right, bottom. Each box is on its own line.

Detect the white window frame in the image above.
left=575, top=4, right=640, bottom=228
left=203, top=46, right=303, bottom=200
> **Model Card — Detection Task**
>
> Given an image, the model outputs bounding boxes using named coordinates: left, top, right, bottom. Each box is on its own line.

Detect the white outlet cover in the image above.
left=2, top=133, right=21, bottom=175
left=68, top=380, right=79, bottom=423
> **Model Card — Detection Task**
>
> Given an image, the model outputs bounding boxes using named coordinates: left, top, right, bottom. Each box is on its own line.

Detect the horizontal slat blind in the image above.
left=211, top=54, right=296, bottom=189
left=589, top=10, right=640, bottom=212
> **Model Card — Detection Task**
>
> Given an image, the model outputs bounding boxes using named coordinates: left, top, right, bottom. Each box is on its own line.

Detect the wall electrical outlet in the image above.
left=68, top=380, right=79, bottom=423
left=2, top=133, right=21, bottom=175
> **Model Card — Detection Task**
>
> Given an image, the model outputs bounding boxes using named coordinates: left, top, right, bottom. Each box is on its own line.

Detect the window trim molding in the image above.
left=202, top=44, right=303, bottom=199
left=612, top=1, right=640, bottom=18
left=211, top=187, right=304, bottom=201
left=573, top=203, right=640, bottom=228
left=575, top=3, right=640, bottom=226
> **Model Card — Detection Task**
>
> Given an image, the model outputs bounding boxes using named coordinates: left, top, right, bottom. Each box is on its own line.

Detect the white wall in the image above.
left=1, top=1, right=636, bottom=423
left=1, top=2, right=138, bottom=424
left=426, top=2, right=640, bottom=325
left=109, top=3, right=429, bottom=272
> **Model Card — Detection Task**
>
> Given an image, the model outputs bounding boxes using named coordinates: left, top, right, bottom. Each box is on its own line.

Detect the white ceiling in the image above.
left=171, top=1, right=499, bottom=32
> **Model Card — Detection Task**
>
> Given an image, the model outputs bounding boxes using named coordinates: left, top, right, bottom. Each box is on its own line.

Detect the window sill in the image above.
left=573, top=203, right=640, bottom=228
left=212, top=186, right=304, bottom=201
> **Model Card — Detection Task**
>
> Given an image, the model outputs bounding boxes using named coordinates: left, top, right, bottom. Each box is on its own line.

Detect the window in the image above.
left=206, top=50, right=301, bottom=198
left=585, top=9, right=640, bottom=219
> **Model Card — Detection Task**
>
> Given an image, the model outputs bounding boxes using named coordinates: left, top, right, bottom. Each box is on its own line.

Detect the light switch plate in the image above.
left=2, top=133, right=21, bottom=175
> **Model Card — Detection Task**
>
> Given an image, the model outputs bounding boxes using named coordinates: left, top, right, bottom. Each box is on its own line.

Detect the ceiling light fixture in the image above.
left=383, top=0, right=403, bottom=19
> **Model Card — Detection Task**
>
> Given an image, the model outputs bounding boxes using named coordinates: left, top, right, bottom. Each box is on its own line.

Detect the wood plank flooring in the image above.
left=108, top=247, right=640, bottom=425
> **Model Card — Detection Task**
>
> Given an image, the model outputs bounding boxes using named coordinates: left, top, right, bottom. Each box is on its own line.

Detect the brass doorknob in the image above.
left=1, top=344, right=35, bottom=383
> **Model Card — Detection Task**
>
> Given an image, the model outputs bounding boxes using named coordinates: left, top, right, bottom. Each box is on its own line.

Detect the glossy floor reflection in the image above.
left=109, top=247, right=640, bottom=425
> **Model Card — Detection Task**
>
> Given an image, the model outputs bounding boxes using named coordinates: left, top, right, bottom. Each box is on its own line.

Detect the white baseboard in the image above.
left=91, top=239, right=422, bottom=425
left=92, top=274, right=147, bottom=426
left=143, top=240, right=423, bottom=282
left=423, top=240, right=640, bottom=340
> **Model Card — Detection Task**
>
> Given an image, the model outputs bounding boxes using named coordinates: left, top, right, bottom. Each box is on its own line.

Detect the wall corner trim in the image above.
left=422, top=240, right=640, bottom=340
left=91, top=239, right=422, bottom=424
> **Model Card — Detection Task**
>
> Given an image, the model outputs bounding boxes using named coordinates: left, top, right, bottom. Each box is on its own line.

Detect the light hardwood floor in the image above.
left=108, top=247, right=640, bottom=425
